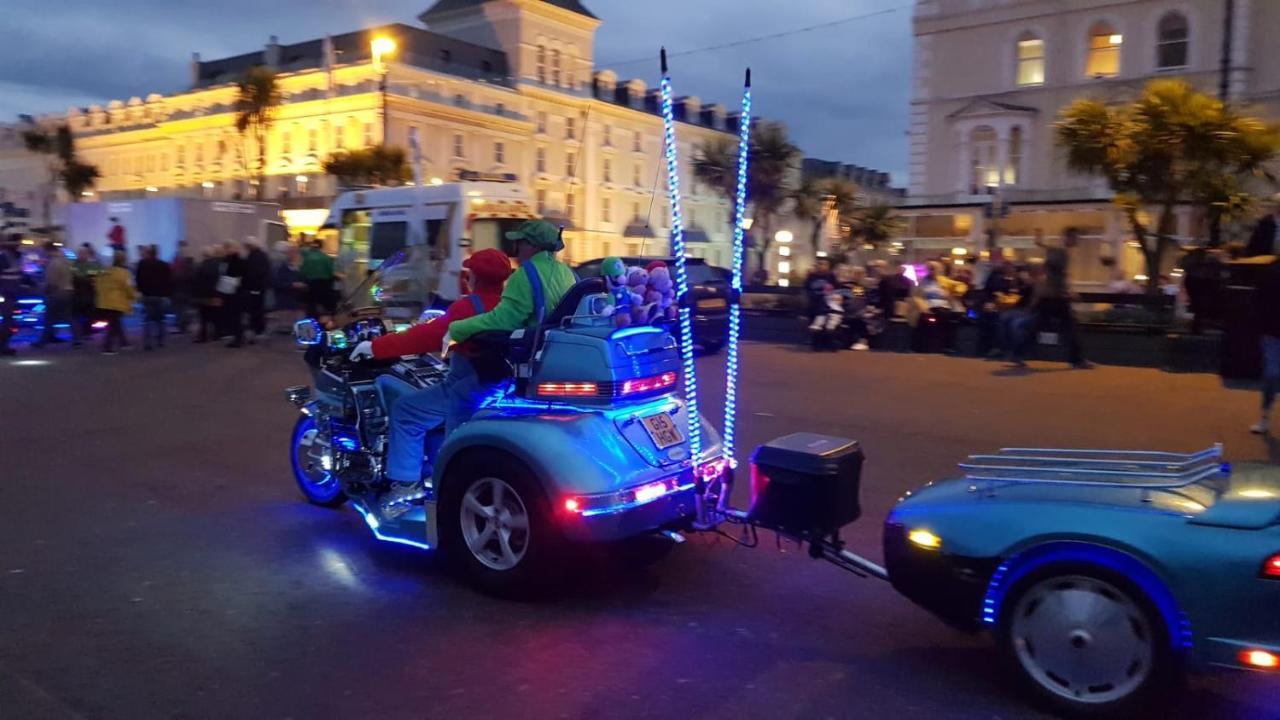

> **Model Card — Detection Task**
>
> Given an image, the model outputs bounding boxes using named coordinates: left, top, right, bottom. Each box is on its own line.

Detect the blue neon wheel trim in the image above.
left=291, top=416, right=343, bottom=504
left=659, top=56, right=702, bottom=466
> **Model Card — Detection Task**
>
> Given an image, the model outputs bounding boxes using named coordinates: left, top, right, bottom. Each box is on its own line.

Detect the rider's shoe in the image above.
left=381, top=480, right=428, bottom=517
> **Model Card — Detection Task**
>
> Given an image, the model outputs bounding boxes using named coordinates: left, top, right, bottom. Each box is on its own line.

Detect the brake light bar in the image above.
left=620, top=372, right=677, bottom=397
left=1262, top=553, right=1280, bottom=579
left=537, top=381, right=599, bottom=398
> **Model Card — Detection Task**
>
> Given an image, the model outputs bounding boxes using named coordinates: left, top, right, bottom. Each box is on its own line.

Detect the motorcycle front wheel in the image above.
left=290, top=415, right=347, bottom=508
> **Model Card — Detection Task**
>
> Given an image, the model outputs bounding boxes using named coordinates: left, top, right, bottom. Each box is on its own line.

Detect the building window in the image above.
left=494, top=141, right=505, bottom=165
left=566, top=151, right=576, bottom=177
left=603, top=125, right=612, bottom=147
left=566, top=52, right=576, bottom=89
left=632, top=201, right=641, bottom=220
left=633, top=131, right=642, bottom=153
left=602, top=197, right=611, bottom=223
left=1016, top=35, right=1045, bottom=86
left=481, top=60, right=493, bottom=73
left=536, top=189, right=547, bottom=214
left=308, top=127, right=318, bottom=152
left=551, top=49, right=562, bottom=86
left=175, top=145, right=184, bottom=166
left=334, top=125, right=345, bottom=150
left=536, top=111, right=547, bottom=134
left=364, top=122, right=374, bottom=147
left=565, top=117, right=576, bottom=140
left=566, top=192, right=576, bottom=220
left=1157, top=13, right=1189, bottom=69
left=439, top=49, right=452, bottom=64
left=536, top=45, right=547, bottom=83
left=969, top=126, right=998, bottom=193
left=536, top=147, right=546, bottom=173
left=1086, top=22, right=1122, bottom=78
left=282, top=127, right=292, bottom=155
left=603, top=159, right=612, bottom=183
left=1005, top=126, right=1022, bottom=186
left=453, top=134, right=465, bottom=159
left=454, top=94, right=466, bottom=108
left=632, top=163, right=642, bottom=187
left=495, top=102, right=505, bottom=116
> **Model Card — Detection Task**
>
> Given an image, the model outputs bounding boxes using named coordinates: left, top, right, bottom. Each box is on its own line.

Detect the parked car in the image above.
left=575, top=256, right=730, bottom=354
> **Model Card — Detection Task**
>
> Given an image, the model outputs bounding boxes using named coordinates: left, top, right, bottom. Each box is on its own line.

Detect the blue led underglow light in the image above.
left=659, top=49, right=702, bottom=467
left=354, top=502, right=433, bottom=551
left=722, top=69, right=751, bottom=466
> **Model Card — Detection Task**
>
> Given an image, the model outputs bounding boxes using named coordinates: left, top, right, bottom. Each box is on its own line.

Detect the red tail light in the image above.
left=1262, top=553, right=1280, bottom=579
left=1241, top=649, right=1279, bottom=669
left=537, top=381, right=598, bottom=398
left=620, top=372, right=677, bottom=397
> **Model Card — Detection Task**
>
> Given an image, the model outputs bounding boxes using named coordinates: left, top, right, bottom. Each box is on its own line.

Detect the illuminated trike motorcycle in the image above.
left=284, top=248, right=727, bottom=594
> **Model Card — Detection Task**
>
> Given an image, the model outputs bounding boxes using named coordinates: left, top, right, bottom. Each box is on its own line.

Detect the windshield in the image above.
left=470, top=218, right=527, bottom=257
left=337, top=245, right=437, bottom=323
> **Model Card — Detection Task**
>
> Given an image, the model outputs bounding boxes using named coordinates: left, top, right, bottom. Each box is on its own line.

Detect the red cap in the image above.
left=464, top=248, right=514, bottom=284
left=645, top=260, right=667, bottom=273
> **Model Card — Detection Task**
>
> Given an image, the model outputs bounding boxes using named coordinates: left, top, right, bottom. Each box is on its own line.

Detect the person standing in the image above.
left=107, top=217, right=127, bottom=254
left=217, top=242, right=246, bottom=348
left=878, top=260, right=914, bottom=319
left=170, top=241, right=195, bottom=334
left=135, top=245, right=173, bottom=351
left=193, top=246, right=222, bottom=343
left=1250, top=258, right=1280, bottom=433
left=271, top=244, right=306, bottom=333
left=95, top=251, right=136, bottom=355
left=1030, top=227, right=1091, bottom=369
left=34, top=242, right=77, bottom=348
left=803, top=258, right=838, bottom=324
left=242, top=240, right=271, bottom=343
left=0, top=236, right=23, bottom=356
left=1246, top=195, right=1280, bottom=257
left=71, top=244, right=102, bottom=342
left=300, top=241, right=336, bottom=318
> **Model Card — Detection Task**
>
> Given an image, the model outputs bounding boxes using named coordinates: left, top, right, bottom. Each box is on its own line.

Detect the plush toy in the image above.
left=600, top=256, right=631, bottom=326
left=646, top=265, right=676, bottom=321
left=625, top=266, right=651, bottom=324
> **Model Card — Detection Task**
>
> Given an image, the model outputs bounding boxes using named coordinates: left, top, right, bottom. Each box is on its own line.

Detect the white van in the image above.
left=319, top=179, right=536, bottom=306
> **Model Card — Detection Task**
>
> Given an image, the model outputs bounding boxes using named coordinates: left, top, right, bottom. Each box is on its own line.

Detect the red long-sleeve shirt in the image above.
left=370, top=289, right=502, bottom=358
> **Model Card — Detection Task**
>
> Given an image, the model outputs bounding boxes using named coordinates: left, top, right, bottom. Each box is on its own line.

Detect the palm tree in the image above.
left=234, top=66, right=282, bottom=201
left=323, top=145, right=409, bottom=188
left=791, top=177, right=858, bottom=257
left=22, top=122, right=100, bottom=227
left=748, top=122, right=801, bottom=271
left=692, top=137, right=739, bottom=204
left=845, top=203, right=903, bottom=251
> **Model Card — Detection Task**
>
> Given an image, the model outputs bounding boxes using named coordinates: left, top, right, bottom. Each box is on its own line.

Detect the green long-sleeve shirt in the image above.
left=448, top=252, right=577, bottom=342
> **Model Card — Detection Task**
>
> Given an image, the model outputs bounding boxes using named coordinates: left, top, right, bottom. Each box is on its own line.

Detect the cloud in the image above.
left=1, top=0, right=911, bottom=182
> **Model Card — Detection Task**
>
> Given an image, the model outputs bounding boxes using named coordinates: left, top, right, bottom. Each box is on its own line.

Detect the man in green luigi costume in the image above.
left=380, top=218, right=577, bottom=512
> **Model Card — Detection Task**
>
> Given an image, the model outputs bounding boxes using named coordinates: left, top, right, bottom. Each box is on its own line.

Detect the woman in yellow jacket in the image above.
left=96, top=251, right=137, bottom=354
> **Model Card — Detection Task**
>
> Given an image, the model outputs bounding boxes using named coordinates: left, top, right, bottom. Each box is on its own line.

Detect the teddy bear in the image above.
left=625, top=266, right=652, bottom=324
left=646, top=264, right=677, bottom=322
left=600, top=257, right=631, bottom=326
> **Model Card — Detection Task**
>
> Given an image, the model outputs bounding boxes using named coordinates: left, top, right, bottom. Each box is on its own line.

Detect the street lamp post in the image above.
left=371, top=36, right=397, bottom=147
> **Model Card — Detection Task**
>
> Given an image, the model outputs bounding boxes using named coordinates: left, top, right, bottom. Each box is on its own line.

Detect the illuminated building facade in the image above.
left=0, top=0, right=741, bottom=264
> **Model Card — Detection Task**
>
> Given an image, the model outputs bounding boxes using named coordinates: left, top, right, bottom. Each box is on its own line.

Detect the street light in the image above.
left=371, top=35, right=397, bottom=148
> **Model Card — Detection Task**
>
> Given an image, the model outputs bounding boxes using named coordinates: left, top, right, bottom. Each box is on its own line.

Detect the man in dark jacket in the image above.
left=134, top=245, right=173, bottom=350
left=1246, top=197, right=1280, bottom=257
left=878, top=260, right=914, bottom=318
left=218, top=242, right=246, bottom=348
left=170, top=241, right=195, bottom=334
left=242, top=241, right=271, bottom=343
left=1251, top=258, right=1280, bottom=433
left=803, top=258, right=837, bottom=322
left=193, top=247, right=222, bottom=343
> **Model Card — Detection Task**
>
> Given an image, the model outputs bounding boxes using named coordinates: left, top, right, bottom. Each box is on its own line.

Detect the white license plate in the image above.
left=641, top=412, right=684, bottom=450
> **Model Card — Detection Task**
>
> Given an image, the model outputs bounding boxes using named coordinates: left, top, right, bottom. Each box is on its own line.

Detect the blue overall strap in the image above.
left=521, top=258, right=546, bottom=325
left=468, top=293, right=485, bottom=315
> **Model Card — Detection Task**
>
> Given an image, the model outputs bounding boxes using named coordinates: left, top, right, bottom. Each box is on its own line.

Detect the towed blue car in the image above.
left=885, top=445, right=1280, bottom=716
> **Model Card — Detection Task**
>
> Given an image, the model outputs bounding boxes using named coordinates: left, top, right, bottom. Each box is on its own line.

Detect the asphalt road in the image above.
left=2, top=336, right=1279, bottom=720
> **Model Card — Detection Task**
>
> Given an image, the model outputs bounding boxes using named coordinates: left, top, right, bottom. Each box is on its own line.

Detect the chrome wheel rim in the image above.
left=460, top=477, right=529, bottom=571
left=293, top=422, right=338, bottom=499
left=1010, top=575, right=1152, bottom=705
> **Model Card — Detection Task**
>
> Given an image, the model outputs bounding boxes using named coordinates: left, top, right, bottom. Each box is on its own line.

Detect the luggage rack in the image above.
left=959, top=444, right=1226, bottom=489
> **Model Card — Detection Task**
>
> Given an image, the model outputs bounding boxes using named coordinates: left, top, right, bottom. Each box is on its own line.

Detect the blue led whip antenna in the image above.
left=722, top=68, right=751, bottom=467
left=659, top=48, right=702, bottom=467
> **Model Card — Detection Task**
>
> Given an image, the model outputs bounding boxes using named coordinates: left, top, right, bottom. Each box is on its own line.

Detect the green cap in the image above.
left=505, top=219, right=563, bottom=252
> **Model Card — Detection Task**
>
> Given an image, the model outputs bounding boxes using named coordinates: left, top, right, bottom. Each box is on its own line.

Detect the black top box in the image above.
left=749, top=433, right=864, bottom=537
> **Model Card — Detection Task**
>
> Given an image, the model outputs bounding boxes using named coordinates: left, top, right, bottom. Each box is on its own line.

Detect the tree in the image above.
left=1056, top=79, right=1279, bottom=291
left=844, top=203, right=903, bottom=251
left=234, top=66, right=282, bottom=201
left=747, top=122, right=801, bottom=270
left=791, top=177, right=858, bottom=257
left=22, top=122, right=100, bottom=228
left=692, top=137, right=739, bottom=203
left=322, top=145, right=409, bottom=188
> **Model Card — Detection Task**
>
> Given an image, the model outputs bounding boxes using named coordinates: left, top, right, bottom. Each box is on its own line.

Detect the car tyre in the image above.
left=996, top=562, right=1180, bottom=719
left=290, top=415, right=347, bottom=508
left=440, top=452, right=565, bottom=598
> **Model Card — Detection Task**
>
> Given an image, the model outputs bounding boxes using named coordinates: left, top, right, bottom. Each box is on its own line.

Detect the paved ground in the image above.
left=2, top=334, right=1279, bottom=720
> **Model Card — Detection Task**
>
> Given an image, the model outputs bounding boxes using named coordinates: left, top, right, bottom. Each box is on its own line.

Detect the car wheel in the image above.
left=290, top=415, right=346, bottom=508
left=997, top=563, right=1178, bottom=718
left=440, top=453, right=564, bottom=597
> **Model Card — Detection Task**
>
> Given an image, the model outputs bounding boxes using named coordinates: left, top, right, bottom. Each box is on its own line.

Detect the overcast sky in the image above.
left=0, top=0, right=913, bottom=182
